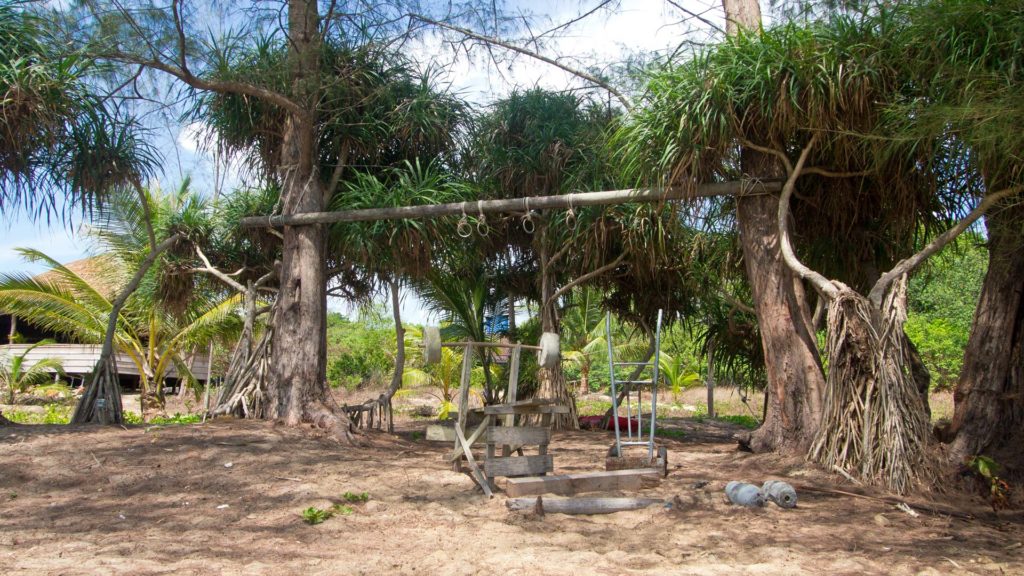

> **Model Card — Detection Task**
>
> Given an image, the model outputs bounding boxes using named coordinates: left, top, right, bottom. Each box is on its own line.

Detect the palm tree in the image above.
left=0, top=249, right=240, bottom=417
left=0, top=182, right=241, bottom=418
left=657, top=352, right=701, bottom=404
left=0, top=339, right=65, bottom=404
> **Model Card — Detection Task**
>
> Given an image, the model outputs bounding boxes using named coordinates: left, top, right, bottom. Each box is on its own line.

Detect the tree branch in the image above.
left=97, top=51, right=307, bottom=119
left=410, top=13, right=632, bottom=111
left=545, top=252, right=627, bottom=309
left=803, top=167, right=873, bottom=179
left=775, top=133, right=839, bottom=300
left=193, top=245, right=246, bottom=293
left=868, top=184, right=1024, bottom=307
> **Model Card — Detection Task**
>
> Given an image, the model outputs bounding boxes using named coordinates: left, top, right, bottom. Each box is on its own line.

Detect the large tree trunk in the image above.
left=722, top=0, right=826, bottom=454
left=266, top=0, right=352, bottom=438
left=736, top=169, right=825, bottom=453
left=947, top=200, right=1024, bottom=472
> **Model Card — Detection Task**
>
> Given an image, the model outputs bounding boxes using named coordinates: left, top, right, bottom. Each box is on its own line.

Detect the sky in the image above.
left=0, top=0, right=722, bottom=324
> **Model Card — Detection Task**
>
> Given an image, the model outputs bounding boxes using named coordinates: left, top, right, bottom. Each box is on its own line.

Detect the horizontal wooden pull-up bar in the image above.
left=240, top=180, right=782, bottom=228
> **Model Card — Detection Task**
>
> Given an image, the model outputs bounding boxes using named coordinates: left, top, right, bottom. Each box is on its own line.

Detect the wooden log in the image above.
left=506, top=496, right=665, bottom=515
left=484, top=455, right=553, bottom=478
left=505, top=468, right=662, bottom=497
left=486, top=426, right=550, bottom=447
left=240, top=181, right=782, bottom=228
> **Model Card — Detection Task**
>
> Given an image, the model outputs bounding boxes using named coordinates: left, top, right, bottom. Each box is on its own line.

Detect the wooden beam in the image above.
left=487, top=426, right=550, bottom=446
left=483, top=401, right=570, bottom=416
left=240, top=181, right=782, bottom=228
left=485, top=454, right=553, bottom=477
left=505, top=468, right=662, bottom=497
left=506, top=496, right=665, bottom=515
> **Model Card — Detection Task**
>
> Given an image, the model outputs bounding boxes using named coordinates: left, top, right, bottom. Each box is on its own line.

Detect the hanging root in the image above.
left=71, top=355, right=125, bottom=425
left=808, top=277, right=932, bottom=494
left=209, top=323, right=272, bottom=419
left=341, top=394, right=394, bottom=433
left=300, top=400, right=365, bottom=445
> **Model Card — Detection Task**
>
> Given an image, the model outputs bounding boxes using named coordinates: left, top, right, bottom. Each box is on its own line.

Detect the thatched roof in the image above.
left=34, top=256, right=123, bottom=299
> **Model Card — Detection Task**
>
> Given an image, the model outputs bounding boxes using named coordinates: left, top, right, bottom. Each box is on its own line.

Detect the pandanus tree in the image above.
left=0, top=185, right=241, bottom=418
left=892, top=0, right=1024, bottom=470
left=329, top=159, right=472, bottom=423
left=616, top=6, right=1018, bottom=491
left=0, top=1, right=167, bottom=424
left=0, top=2, right=150, bottom=217
left=190, top=20, right=471, bottom=436
left=465, top=88, right=627, bottom=428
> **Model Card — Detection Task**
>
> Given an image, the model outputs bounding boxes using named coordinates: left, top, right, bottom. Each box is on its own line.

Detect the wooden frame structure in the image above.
left=446, top=342, right=569, bottom=497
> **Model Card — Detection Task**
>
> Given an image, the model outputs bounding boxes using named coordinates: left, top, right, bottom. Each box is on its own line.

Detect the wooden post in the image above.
left=707, top=336, right=716, bottom=419
left=453, top=344, right=474, bottom=469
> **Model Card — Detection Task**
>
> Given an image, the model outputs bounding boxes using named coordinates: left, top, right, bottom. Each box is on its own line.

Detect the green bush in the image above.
left=906, top=235, right=987, bottom=391
left=326, top=313, right=396, bottom=389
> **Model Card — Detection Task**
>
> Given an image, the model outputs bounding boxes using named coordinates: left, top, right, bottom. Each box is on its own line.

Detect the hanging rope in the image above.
left=457, top=202, right=472, bottom=238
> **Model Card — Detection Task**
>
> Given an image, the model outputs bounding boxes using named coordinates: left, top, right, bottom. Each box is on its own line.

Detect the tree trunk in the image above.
left=266, top=0, right=352, bottom=438
left=536, top=235, right=578, bottom=430
left=722, top=0, right=761, bottom=35
left=386, top=277, right=405, bottom=400
left=947, top=200, right=1024, bottom=472
left=736, top=177, right=825, bottom=453
left=721, top=0, right=826, bottom=454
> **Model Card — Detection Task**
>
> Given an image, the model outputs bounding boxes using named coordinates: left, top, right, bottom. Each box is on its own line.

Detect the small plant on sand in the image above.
left=302, top=507, right=331, bottom=525
left=302, top=501, right=358, bottom=525
left=343, top=491, right=369, bottom=503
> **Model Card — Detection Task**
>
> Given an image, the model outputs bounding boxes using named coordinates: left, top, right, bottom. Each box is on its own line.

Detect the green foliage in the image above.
left=716, top=414, right=760, bottom=429
left=301, top=498, right=360, bottom=525
left=301, top=507, right=331, bottom=525
left=966, top=455, right=1011, bottom=510
left=326, top=313, right=395, bottom=390
left=658, top=352, right=702, bottom=399
left=149, top=413, right=201, bottom=425
left=906, top=236, right=988, bottom=389
left=3, top=404, right=70, bottom=424
left=0, top=339, right=65, bottom=404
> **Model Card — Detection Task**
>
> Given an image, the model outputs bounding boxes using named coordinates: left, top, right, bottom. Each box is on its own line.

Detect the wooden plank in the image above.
left=506, top=496, right=665, bottom=515
left=486, top=426, right=550, bottom=447
left=484, top=455, right=553, bottom=478
left=454, top=417, right=492, bottom=498
left=449, top=417, right=490, bottom=462
left=503, top=345, right=521, bottom=427
left=453, top=348, right=474, bottom=460
left=425, top=424, right=456, bottom=442
left=241, top=181, right=782, bottom=228
left=483, top=402, right=570, bottom=416
left=504, top=468, right=662, bottom=497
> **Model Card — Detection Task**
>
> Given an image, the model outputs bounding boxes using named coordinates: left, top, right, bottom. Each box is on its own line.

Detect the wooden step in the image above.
left=505, top=468, right=662, bottom=497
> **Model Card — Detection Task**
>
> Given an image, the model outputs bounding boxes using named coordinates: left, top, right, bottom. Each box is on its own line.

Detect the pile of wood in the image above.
left=504, top=467, right=666, bottom=516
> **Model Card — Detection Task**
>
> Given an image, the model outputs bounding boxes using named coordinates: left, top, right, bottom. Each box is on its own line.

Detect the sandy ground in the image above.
left=2, top=408, right=1022, bottom=576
